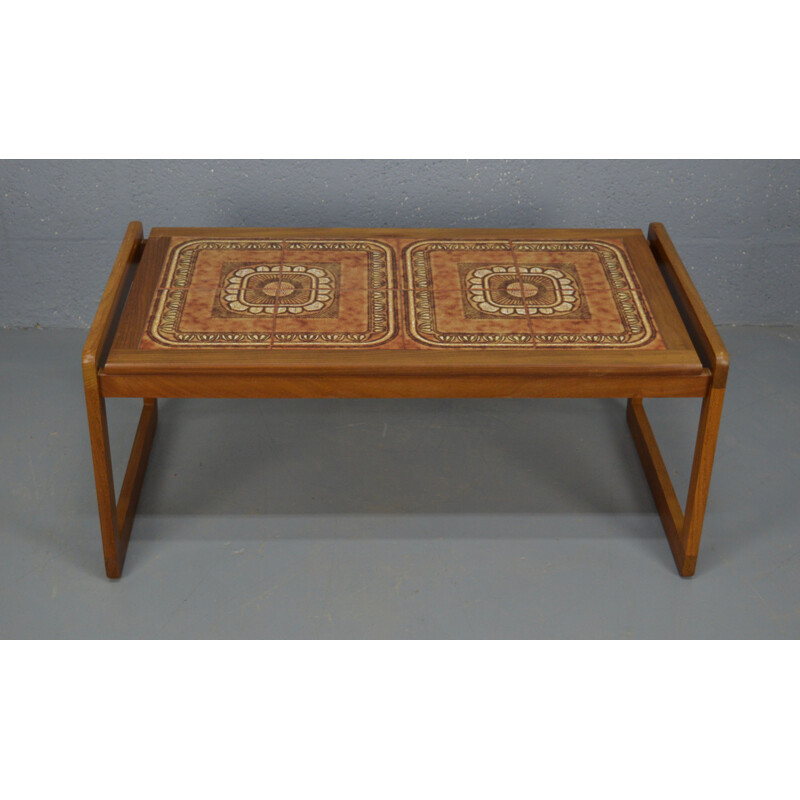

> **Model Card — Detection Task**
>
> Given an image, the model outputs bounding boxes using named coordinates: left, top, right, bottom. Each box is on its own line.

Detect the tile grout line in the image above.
left=393, top=236, right=409, bottom=350
left=507, top=238, right=538, bottom=348
left=269, top=238, right=286, bottom=349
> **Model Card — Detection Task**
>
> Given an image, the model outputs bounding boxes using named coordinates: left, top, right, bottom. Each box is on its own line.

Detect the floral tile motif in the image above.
left=141, top=238, right=397, bottom=348
left=403, top=239, right=665, bottom=349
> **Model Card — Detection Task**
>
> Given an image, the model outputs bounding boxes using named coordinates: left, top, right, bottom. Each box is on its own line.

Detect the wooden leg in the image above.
left=85, top=384, right=158, bottom=579
left=627, top=389, right=725, bottom=577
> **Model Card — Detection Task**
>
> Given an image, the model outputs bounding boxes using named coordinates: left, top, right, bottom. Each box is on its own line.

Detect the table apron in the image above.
left=98, top=371, right=711, bottom=399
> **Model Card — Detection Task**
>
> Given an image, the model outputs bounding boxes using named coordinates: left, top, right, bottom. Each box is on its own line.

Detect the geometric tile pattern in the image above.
left=463, top=265, right=579, bottom=317
left=143, top=238, right=397, bottom=348
left=140, top=236, right=665, bottom=350
left=219, top=264, right=336, bottom=316
left=403, top=239, right=662, bottom=349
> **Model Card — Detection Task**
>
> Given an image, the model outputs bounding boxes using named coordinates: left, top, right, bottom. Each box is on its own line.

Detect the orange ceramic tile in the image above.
left=283, top=238, right=396, bottom=292
left=401, top=239, right=516, bottom=293
left=510, top=239, right=664, bottom=349
left=272, top=290, right=401, bottom=349
left=141, top=288, right=277, bottom=348
left=402, top=290, right=535, bottom=349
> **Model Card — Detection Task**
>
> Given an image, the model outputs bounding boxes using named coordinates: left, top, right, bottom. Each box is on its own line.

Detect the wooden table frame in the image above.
left=83, top=222, right=728, bottom=579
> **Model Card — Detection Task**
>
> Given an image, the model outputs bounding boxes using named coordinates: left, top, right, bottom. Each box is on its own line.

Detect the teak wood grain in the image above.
left=97, top=370, right=712, bottom=400
left=83, top=222, right=728, bottom=578
left=103, top=348, right=704, bottom=377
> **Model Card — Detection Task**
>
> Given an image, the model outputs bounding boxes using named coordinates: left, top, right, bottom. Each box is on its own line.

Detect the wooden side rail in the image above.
left=83, top=222, right=158, bottom=578
left=82, top=221, right=145, bottom=376
left=648, top=222, right=729, bottom=387
left=625, top=223, right=728, bottom=576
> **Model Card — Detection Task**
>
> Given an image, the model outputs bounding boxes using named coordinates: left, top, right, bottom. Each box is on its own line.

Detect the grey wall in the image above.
left=0, top=159, right=797, bottom=327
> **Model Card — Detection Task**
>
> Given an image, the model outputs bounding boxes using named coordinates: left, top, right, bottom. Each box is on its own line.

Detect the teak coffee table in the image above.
left=83, top=223, right=728, bottom=579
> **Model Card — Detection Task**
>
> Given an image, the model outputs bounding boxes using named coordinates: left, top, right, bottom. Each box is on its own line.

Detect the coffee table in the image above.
left=83, top=223, right=728, bottom=578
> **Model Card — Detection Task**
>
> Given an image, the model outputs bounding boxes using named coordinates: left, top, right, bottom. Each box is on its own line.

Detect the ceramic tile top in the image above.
left=141, top=238, right=400, bottom=349
left=140, top=235, right=665, bottom=350
left=402, top=238, right=664, bottom=349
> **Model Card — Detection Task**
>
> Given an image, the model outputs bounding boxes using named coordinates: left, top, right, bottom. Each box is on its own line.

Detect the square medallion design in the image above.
left=464, top=265, right=579, bottom=317
left=141, top=238, right=398, bottom=348
left=219, top=264, right=337, bottom=316
left=403, top=239, right=665, bottom=349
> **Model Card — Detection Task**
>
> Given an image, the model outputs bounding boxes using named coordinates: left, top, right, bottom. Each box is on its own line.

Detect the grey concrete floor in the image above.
left=0, top=325, right=798, bottom=638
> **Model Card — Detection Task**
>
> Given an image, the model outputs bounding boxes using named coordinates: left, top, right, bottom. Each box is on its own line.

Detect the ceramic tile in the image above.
left=401, top=239, right=516, bottom=293
left=400, top=239, right=533, bottom=348
left=284, top=238, right=396, bottom=292
left=510, top=240, right=665, bottom=349
left=402, top=290, right=535, bottom=349
left=141, top=288, right=277, bottom=348
left=528, top=288, right=664, bottom=349
left=272, top=290, right=402, bottom=349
